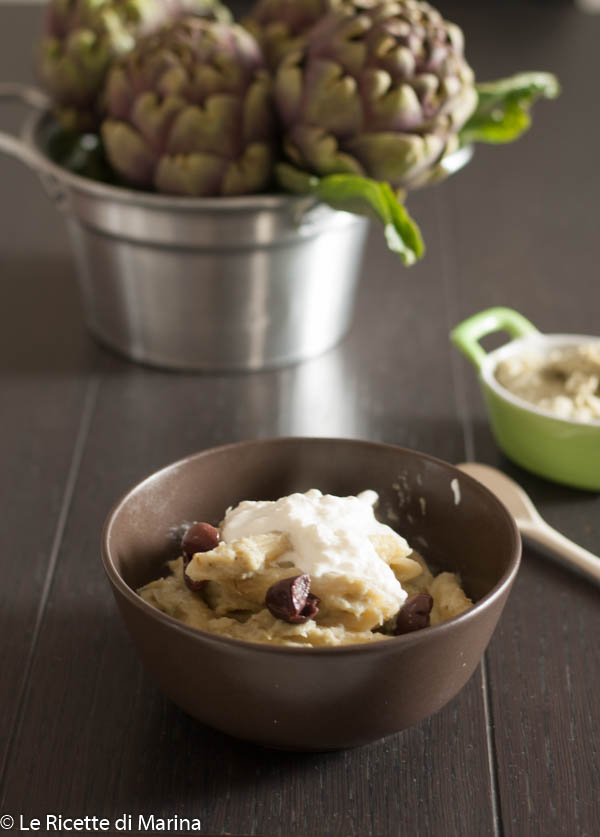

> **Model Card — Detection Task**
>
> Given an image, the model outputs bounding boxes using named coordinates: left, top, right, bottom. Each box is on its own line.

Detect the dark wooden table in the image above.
left=1, top=2, right=599, bottom=835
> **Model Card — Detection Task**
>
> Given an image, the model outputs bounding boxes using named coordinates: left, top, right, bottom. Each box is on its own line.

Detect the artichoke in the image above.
left=243, top=0, right=341, bottom=70
left=274, top=0, right=478, bottom=192
left=100, top=17, right=275, bottom=196
left=39, top=0, right=231, bottom=130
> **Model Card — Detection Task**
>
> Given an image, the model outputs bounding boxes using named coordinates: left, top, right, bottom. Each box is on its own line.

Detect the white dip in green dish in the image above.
left=495, top=343, right=600, bottom=421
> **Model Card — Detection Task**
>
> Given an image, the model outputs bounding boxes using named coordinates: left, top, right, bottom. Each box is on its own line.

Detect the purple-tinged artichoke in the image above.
left=100, top=17, right=276, bottom=196
left=243, top=0, right=341, bottom=71
left=275, top=0, right=478, bottom=191
left=38, top=0, right=231, bottom=130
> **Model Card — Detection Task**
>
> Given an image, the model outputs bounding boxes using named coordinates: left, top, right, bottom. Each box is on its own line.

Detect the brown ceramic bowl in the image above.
left=102, top=437, right=520, bottom=750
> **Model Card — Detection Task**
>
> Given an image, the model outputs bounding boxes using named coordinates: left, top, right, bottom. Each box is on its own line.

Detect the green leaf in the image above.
left=380, top=182, right=424, bottom=262
left=275, top=163, right=424, bottom=266
left=460, top=71, right=560, bottom=145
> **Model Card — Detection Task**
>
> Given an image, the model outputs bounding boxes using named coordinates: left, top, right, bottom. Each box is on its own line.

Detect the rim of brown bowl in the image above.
left=101, top=437, right=521, bottom=657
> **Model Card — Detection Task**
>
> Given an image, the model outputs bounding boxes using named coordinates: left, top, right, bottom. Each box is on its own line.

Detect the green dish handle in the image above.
left=450, top=307, right=540, bottom=371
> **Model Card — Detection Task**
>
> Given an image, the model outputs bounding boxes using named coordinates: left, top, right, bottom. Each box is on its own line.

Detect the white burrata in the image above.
left=221, top=489, right=408, bottom=607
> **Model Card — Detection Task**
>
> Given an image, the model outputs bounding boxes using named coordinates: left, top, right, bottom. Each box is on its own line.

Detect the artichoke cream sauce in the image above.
left=495, top=342, right=600, bottom=422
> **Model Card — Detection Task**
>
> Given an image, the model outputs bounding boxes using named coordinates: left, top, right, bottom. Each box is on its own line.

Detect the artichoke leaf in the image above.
left=222, top=143, right=273, bottom=195
left=101, top=120, right=156, bottom=185
left=459, top=71, right=560, bottom=145
left=276, top=162, right=424, bottom=266
left=155, top=151, right=228, bottom=195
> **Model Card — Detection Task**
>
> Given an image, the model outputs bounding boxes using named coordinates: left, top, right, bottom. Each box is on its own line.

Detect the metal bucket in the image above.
left=0, top=84, right=369, bottom=371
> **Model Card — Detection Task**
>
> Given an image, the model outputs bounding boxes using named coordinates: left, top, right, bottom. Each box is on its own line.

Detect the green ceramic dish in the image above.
left=451, top=307, right=600, bottom=491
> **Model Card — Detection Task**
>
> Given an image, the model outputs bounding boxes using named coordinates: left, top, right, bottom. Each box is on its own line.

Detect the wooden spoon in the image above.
left=457, top=462, right=600, bottom=585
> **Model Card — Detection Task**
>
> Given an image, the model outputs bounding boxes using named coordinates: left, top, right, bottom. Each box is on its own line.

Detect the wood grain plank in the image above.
left=10, top=1, right=600, bottom=834
left=439, top=2, right=600, bottom=834
left=0, top=4, right=101, bottom=784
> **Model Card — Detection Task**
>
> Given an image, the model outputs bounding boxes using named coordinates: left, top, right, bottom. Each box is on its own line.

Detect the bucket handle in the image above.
left=0, top=83, right=72, bottom=208
left=450, top=307, right=540, bottom=371
left=0, top=83, right=60, bottom=177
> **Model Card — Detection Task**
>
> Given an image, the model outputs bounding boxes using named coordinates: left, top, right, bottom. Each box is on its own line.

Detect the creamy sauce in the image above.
left=221, top=489, right=409, bottom=606
left=495, top=343, right=600, bottom=422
